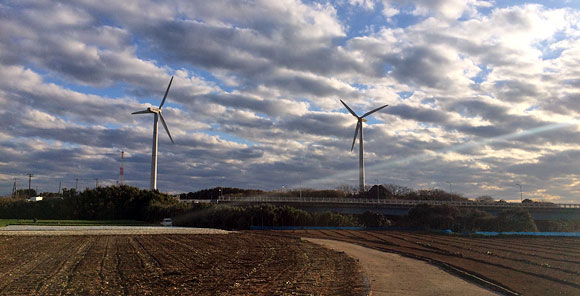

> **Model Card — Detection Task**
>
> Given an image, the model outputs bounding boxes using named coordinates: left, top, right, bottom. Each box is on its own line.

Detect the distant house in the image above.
left=28, top=196, right=43, bottom=202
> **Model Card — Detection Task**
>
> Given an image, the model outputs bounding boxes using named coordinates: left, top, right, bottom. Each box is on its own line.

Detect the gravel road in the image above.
left=304, top=238, right=498, bottom=296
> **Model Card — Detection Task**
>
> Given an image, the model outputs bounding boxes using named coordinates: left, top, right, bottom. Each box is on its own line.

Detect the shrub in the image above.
left=495, top=208, right=538, bottom=232
left=359, top=211, right=391, bottom=227
left=0, top=185, right=188, bottom=222
left=407, top=204, right=460, bottom=230
left=175, top=204, right=359, bottom=229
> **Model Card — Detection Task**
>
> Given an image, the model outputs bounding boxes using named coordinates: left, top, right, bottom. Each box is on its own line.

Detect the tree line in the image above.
left=2, top=185, right=576, bottom=232
left=178, top=184, right=468, bottom=201
left=404, top=204, right=540, bottom=232
left=0, top=185, right=188, bottom=222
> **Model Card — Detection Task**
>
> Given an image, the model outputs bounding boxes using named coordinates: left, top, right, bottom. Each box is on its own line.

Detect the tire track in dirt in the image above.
left=96, top=236, right=124, bottom=296
left=399, top=233, right=580, bottom=274
left=0, top=234, right=364, bottom=296
left=360, top=231, right=580, bottom=291
left=33, top=236, right=97, bottom=295
left=294, top=230, right=580, bottom=296
left=0, top=237, right=82, bottom=296
left=424, top=235, right=580, bottom=260
left=405, top=233, right=580, bottom=263
left=114, top=237, right=130, bottom=296
left=515, top=237, right=580, bottom=250
left=251, top=240, right=295, bottom=295
left=247, top=233, right=362, bottom=296
left=0, top=237, right=63, bottom=281
left=97, top=236, right=110, bottom=291
left=223, top=235, right=278, bottom=295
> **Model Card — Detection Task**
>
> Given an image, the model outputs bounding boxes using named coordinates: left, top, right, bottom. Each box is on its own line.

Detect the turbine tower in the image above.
left=132, top=76, right=175, bottom=190
left=340, top=99, right=388, bottom=193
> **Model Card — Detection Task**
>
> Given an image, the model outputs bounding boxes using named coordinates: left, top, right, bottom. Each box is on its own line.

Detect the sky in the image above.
left=1, top=0, right=580, bottom=202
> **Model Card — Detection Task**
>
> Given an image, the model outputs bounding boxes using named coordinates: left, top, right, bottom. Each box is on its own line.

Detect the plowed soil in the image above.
left=0, top=233, right=364, bottom=296
left=275, top=230, right=580, bottom=296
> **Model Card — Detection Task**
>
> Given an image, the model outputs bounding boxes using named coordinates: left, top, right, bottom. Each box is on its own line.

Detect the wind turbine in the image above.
left=340, top=99, right=388, bottom=193
left=132, top=76, right=175, bottom=190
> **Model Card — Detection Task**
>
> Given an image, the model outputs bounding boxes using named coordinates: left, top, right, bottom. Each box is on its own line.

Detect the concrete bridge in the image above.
left=201, top=196, right=580, bottom=220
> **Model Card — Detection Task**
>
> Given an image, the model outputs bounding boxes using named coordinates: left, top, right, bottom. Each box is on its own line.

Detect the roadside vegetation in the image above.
left=0, top=185, right=188, bottom=223
left=1, top=185, right=386, bottom=229
left=178, top=184, right=468, bottom=201
left=2, top=185, right=577, bottom=231
left=404, top=204, right=539, bottom=232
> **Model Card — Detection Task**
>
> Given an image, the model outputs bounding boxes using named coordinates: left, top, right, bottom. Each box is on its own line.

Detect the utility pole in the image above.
left=12, top=178, right=18, bottom=198
left=75, top=178, right=79, bottom=191
left=118, top=150, right=125, bottom=185
left=447, top=181, right=452, bottom=194
left=25, top=173, right=33, bottom=196
left=300, top=155, right=304, bottom=200
left=95, top=178, right=99, bottom=188
left=376, top=179, right=380, bottom=202
left=516, top=183, right=523, bottom=202
left=58, top=181, right=62, bottom=195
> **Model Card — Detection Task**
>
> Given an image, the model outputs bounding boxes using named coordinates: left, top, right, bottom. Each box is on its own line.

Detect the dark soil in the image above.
left=0, top=233, right=364, bottom=296
left=275, top=230, right=580, bottom=296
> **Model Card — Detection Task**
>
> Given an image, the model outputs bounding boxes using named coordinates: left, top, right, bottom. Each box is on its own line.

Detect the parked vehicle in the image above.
left=28, top=196, right=43, bottom=202
left=160, top=218, right=173, bottom=226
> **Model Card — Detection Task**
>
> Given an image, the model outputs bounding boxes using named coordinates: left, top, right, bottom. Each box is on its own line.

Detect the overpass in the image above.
left=200, top=196, right=580, bottom=220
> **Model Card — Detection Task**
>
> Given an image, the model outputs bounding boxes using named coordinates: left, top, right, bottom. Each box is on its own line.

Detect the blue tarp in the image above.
left=475, top=231, right=580, bottom=237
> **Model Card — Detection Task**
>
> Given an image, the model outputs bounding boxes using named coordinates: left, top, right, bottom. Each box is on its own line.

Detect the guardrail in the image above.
left=208, top=196, right=580, bottom=209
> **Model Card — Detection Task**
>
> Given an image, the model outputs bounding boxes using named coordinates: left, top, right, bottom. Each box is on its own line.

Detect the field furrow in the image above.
left=287, top=230, right=580, bottom=296
left=0, top=233, right=363, bottom=296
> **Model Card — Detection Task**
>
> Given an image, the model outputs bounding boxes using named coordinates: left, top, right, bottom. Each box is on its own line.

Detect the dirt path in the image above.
left=304, top=238, right=498, bottom=296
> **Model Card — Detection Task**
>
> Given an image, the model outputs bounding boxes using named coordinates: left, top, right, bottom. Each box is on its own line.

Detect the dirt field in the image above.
left=0, top=233, right=364, bottom=296
left=3, top=228, right=579, bottom=296
left=279, top=230, right=580, bottom=296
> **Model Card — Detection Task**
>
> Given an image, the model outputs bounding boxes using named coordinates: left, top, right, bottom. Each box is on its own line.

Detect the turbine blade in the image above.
left=159, top=76, right=174, bottom=108
left=351, top=121, right=361, bottom=152
left=158, top=113, right=174, bottom=144
left=362, top=104, right=389, bottom=118
left=340, top=99, right=359, bottom=118
left=132, top=110, right=150, bottom=115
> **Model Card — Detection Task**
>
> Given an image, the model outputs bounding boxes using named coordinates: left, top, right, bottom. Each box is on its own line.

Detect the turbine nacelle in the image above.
left=131, top=76, right=175, bottom=144
left=340, top=99, right=388, bottom=152
left=148, top=107, right=161, bottom=113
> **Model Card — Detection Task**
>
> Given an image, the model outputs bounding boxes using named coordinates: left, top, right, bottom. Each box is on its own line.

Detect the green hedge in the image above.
left=0, top=185, right=189, bottom=222
left=174, top=204, right=362, bottom=230
left=406, top=204, right=538, bottom=232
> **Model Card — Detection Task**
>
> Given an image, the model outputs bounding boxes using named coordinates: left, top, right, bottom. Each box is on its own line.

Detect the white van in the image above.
left=160, top=218, right=173, bottom=226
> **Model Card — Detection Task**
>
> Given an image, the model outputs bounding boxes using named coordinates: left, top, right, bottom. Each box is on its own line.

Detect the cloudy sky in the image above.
left=1, top=0, right=580, bottom=202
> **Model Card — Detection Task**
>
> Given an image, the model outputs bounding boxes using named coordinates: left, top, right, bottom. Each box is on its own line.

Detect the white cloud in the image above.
left=349, top=0, right=376, bottom=10
left=1, top=1, right=580, bottom=201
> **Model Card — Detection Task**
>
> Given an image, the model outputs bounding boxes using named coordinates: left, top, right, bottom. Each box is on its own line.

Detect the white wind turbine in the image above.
left=340, top=99, right=388, bottom=193
left=132, top=76, right=175, bottom=190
